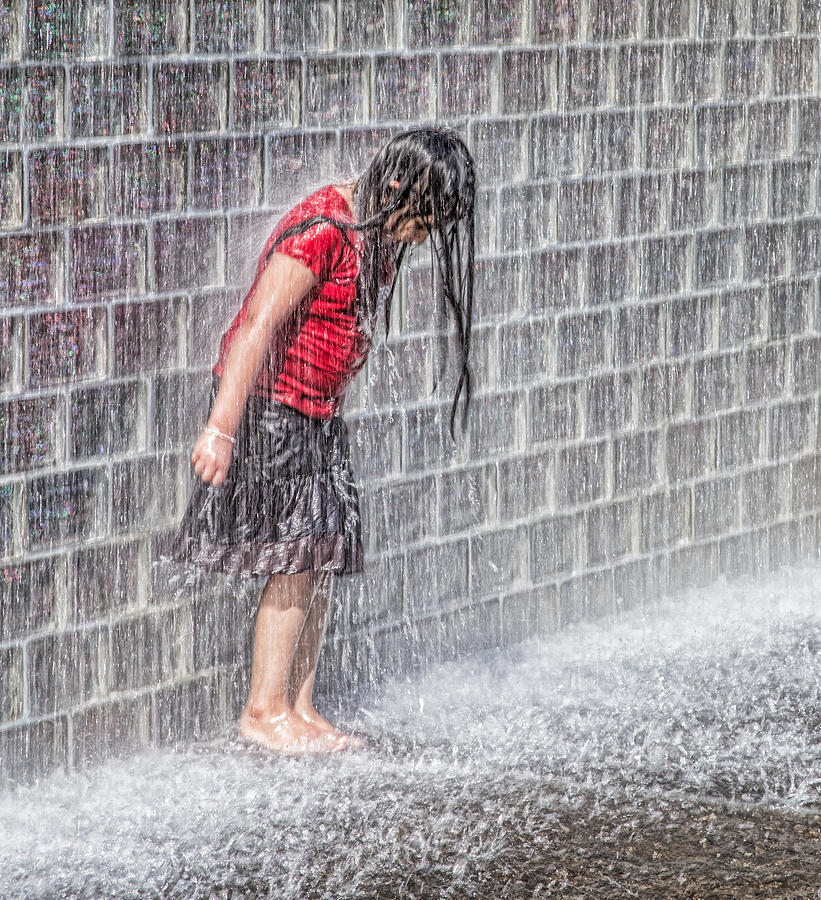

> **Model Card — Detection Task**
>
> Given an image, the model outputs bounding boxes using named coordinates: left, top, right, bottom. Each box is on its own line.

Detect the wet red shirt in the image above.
left=213, top=186, right=366, bottom=419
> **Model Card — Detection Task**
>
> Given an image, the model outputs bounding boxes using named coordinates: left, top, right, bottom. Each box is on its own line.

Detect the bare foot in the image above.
left=239, top=708, right=345, bottom=754
left=295, top=705, right=366, bottom=751
left=295, top=704, right=342, bottom=735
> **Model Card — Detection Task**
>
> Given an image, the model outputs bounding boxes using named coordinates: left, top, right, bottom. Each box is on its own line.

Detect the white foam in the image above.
left=2, top=566, right=821, bottom=897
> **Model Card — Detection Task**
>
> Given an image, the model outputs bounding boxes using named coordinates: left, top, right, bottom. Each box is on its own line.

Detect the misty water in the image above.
left=2, top=566, right=821, bottom=898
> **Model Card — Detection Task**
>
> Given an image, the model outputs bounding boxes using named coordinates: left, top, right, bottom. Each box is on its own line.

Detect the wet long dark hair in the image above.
left=263, top=127, right=477, bottom=436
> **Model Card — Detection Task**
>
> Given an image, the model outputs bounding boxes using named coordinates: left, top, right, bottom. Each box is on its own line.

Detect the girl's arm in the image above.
left=192, top=252, right=318, bottom=486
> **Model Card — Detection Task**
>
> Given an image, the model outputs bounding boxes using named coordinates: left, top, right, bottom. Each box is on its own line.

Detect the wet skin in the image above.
left=384, top=209, right=433, bottom=245
left=239, top=572, right=353, bottom=754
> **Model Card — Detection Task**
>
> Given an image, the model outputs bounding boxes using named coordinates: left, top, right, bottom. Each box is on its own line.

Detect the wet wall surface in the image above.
left=2, top=567, right=821, bottom=898
left=3, top=0, right=821, bottom=780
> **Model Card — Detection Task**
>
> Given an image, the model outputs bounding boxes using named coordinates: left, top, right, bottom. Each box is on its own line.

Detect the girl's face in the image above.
left=384, top=207, right=432, bottom=245
left=383, top=178, right=435, bottom=244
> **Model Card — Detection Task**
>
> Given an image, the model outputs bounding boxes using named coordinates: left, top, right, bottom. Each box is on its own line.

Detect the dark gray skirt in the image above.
left=167, top=380, right=363, bottom=577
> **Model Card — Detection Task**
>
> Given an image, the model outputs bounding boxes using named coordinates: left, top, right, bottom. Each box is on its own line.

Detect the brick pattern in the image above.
left=3, top=1, right=821, bottom=781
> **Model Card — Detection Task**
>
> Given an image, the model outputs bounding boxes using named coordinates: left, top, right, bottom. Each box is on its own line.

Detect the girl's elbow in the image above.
left=240, top=313, right=273, bottom=345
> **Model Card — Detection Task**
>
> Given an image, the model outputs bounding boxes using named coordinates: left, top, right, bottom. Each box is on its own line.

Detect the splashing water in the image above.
left=3, top=566, right=821, bottom=898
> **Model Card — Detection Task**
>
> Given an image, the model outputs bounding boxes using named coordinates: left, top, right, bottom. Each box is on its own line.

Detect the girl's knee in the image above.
left=259, top=572, right=315, bottom=610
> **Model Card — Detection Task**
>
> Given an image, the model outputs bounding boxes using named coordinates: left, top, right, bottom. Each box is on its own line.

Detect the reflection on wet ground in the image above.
left=3, top=567, right=821, bottom=898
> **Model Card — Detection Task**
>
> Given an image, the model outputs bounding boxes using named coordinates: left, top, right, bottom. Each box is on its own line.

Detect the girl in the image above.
left=168, top=127, right=476, bottom=753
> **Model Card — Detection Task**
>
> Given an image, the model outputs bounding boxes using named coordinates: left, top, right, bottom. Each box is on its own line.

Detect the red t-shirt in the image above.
left=213, top=186, right=367, bottom=419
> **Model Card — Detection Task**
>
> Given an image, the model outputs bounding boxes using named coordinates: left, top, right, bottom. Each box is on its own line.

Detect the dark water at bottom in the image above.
left=3, top=567, right=821, bottom=898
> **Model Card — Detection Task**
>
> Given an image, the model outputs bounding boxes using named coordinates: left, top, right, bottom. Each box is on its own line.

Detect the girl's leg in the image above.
left=239, top=572, right=342, bottom=752
left=288, top=573, right=341, bottom=735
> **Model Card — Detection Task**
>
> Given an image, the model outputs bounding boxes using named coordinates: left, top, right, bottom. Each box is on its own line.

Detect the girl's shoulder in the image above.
left=265, top=186, right=355, bottom=283
left=279, top=185, right=353, bottom=229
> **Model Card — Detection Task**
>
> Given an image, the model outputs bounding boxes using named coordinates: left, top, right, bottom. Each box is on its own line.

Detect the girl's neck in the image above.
left=332, top=181, right=356, bottom=216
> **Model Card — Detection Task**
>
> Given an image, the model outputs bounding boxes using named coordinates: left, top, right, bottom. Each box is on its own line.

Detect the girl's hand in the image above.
left=191, top=430, right=233, bottom=487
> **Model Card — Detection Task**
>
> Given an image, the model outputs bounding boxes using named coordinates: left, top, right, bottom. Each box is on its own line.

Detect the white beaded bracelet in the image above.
left=203, top=426, right=236, bottom=445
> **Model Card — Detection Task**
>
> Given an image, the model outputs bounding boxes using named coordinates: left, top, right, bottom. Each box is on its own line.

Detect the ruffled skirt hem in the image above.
left=168, top=533, right=363, bottom=577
